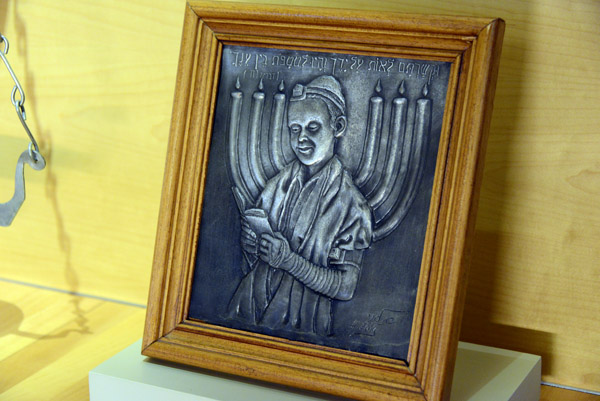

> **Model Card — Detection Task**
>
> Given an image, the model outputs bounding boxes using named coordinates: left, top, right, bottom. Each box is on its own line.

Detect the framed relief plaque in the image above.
left=142, top=2, right=504, bottom=400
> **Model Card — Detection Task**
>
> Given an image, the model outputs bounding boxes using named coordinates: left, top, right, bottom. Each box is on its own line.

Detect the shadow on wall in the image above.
left=0, top=299, right=92, bottom=393
left=456, top=0, right=560, bottom=376
left=0, top=299, right=89, bottom=339
left=4, top=0, right=91, bottom=335
left=462, top=229, right=556, bottom=376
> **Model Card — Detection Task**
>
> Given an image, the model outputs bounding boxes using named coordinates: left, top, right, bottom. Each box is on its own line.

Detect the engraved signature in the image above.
left=350, top=309, right=406, bottom=337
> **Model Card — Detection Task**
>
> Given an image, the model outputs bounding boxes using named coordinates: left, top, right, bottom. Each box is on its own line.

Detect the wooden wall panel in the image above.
left=0, top=0, right=598, bottom=393
left=457, top=0, right=600, bottom=392
left=0, top=0, right=185, bottom=304
left=0, top=282, right=146, bottom=400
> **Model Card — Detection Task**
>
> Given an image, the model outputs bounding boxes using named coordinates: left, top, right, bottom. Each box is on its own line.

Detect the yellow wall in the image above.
left=0, top=0, right=598, bottom=393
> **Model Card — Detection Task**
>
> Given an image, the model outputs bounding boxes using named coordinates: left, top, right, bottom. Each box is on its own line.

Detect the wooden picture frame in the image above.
left=142, top=2, right=504, bottom=400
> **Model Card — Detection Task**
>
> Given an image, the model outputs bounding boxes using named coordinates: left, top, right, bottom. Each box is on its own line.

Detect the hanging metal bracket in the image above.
left=0, top=32, right=46, bottom=226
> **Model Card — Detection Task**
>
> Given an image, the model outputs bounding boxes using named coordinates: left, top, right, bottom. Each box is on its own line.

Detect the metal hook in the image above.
left=0, top=149, right=46, bottom=226
left=0, top=33, right=9, bottom=54
left=0, top=34, right=26, bottom=107
left=0, top=32, right=45, bottom=226
left=0, top=34, right=38, bottom=154
left=15, top=101, right=39, bottom=154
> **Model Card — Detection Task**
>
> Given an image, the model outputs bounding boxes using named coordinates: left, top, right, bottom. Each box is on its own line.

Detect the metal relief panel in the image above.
left=188, top=45, right=451, bottom=361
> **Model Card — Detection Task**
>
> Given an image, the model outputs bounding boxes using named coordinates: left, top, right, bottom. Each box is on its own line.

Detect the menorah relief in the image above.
left=225, top=73, right=432, bottom=335
left=145, top=9, right=504, bottom=396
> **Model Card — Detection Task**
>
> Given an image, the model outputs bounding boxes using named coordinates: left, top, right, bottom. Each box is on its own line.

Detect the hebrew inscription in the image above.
left=189, top=45, right=450, bottom=361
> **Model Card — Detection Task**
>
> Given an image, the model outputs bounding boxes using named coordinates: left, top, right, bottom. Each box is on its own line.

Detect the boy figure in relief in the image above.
left=228, top=75, right=373, bottom=336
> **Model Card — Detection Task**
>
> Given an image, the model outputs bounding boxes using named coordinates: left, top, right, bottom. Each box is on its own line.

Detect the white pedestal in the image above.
left=89, top=340, right=540, bottom=401
left=450, top=342, right=540, bottom=401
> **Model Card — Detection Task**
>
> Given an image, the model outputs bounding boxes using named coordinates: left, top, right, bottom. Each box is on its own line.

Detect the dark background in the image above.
left=188, top=45, right=450, bottom=361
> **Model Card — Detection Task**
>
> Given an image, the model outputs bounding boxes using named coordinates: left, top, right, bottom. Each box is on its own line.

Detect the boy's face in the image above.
left=288, top=98, right=337, bottom=171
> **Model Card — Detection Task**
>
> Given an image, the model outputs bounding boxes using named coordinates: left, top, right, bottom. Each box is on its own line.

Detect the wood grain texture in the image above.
left=0, top=0, right=186, bottom=304
left=0, top=281, right=146, bottom=401
left=541, top=385, right=600, bottom=401
left=0, top=0, right=598, bottom=394
left=142, top=3, right=503, bottom=401
left=457, top=0, right=600, bottom=392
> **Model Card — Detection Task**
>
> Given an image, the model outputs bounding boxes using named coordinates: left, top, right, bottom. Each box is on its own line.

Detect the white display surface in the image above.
left=89, top=340, right=540, bottom=401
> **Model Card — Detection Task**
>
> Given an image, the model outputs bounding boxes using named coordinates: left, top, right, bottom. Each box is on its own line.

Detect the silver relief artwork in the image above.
left=189, top=45, right=450, bottom=361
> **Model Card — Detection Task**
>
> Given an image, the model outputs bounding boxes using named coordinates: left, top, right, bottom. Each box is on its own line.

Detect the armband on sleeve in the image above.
left=278, top=249, right=364, bottom=300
